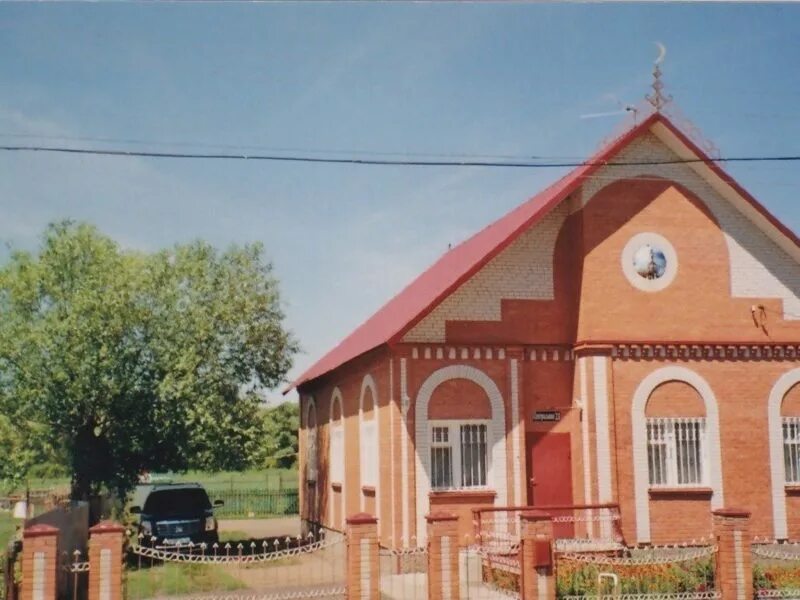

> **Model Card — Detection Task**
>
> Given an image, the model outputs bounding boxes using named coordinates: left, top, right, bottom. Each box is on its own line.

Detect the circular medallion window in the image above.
left=621, top=232, right=678, bottom=292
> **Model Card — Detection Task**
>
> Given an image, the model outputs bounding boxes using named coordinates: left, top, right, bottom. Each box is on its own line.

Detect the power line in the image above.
left=0, top=132, right=584, bottom=162
left=2, top=143, right=800, bottom=168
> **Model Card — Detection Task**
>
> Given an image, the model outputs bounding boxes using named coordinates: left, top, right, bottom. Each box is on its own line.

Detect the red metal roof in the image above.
left=289, top=112, right=799, bottom=391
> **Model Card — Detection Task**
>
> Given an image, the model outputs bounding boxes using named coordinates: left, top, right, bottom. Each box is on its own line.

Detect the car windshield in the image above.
left=143, top=488, right=211, bottom=515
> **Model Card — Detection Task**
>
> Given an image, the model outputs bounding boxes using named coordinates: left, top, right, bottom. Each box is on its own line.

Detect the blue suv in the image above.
left=131, top=483, right=223, bottom=545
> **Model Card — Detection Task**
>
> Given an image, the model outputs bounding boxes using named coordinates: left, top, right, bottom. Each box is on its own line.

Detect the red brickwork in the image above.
left=712, top=508, right=752, bottom=600
left=298, top=128, right=800, bottom=547
left=88, top=521, right=124, bottom=600
left=21, top=525, right=58, bottom=600
left=519, top=511, right=555, bottom=600
left=345, top=513, right=379, bottom=600
left=426, top=512, right=460, bottom=600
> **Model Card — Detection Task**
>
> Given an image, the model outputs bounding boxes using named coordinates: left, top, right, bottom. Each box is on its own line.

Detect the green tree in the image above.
left=258, top=401, right=299, bottom=469
left=0, top=222, right=298, bottom=499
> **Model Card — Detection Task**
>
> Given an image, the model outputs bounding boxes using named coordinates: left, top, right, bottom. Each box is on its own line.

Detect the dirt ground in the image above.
left=217, top=516, right=301, bottom=539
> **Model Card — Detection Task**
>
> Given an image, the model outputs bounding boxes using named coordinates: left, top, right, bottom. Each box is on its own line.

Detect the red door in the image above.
left=526, top=433, right=574, bottom=537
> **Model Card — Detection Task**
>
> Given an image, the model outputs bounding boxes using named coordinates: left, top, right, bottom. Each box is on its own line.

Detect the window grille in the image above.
left=431, top=426, right=453, bottom=489
left=430, top=422, right=488, bottom=490
left=460, top=424, right=487, bottom=487
left=784, top=417, right=800, bottom=484
left=646, top=417, right=706, bottom=487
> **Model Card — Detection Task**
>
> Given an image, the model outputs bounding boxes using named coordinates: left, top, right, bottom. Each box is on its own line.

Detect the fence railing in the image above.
left=753, top=539, right=800, bottom=599
left=473, top=503, right=624, bottom=550
left=13, top=505, right=780, bottom=600
left=211, top=489, right=299, bottom=519
left=124, top=529, right=345, bottom=600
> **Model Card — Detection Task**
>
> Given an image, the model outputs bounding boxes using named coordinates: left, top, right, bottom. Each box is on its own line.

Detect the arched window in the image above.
left=305, top=397, right=318, bottom=484
left=645, top=381, right=707, bottom=487
left=782, top=383, right=800, bottom=484
left=427, top=378, right=492, bottom=490
left=329, top=390, right=344, bottom=485
left=359, top=381, right=378, bottom=489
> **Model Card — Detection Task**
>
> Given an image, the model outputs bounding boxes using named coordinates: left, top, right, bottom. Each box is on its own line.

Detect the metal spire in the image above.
left=645, top=43, right=672, bottom=112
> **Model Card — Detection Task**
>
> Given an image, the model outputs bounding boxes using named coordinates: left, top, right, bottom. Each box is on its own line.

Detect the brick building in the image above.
left=290, top=111, right=800, bottom=548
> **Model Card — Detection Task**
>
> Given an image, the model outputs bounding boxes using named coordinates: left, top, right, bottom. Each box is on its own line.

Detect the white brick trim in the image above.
left=511, top=358, right=523, bottom=506
left=359, top=538, right=371, bottom=599
left=593, top=357, right=613, bottom=504
left=99, top=548, right=111, bottom=600
left=767, top=367, right=800, bottom=540
left=734, top=530, right=745, bottom=600
left=441, top=535, right=452, bottom=600
left=389, top=359, right=395, bottom=544
left=631, top=366, right=723, bottom=543
left=579, top=357, right=594, bottom=536
left=329, top=388, right=345, bottom=528
left=414, top=365, right=507, bottom=545
left=32, top=552, right=45, bottom=600
left=400, top=358, right=410, bottom=546
left=403, top=204, right=568, bottom=342
left=584, top=133, right=800, bottom=319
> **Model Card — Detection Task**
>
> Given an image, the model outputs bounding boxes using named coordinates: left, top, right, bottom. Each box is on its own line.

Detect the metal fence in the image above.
left=753, top=540, right=800, bottom=600
left=124, top=529, right=345, bottom=600
left=473, top=504, right=624, bottom=552
left=555, top=542, right=717, bottom=599
left=211, top=489, right=298, bottom=519
left=379, top=543, right=427, bottom=600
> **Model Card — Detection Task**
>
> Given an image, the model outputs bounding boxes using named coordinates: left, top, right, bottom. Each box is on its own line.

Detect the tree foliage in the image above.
left=0, top=222, right=299, bottom=499
left=257, top=402, right=299, bottom=470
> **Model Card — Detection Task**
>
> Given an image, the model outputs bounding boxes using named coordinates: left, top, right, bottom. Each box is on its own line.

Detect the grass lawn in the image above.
left=0, top=511, right=20, bottom=546
left=125, top=562, right=245, bottom=599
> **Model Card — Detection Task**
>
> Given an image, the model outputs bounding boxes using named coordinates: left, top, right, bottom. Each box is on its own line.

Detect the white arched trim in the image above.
left=329, top=387, right=345, bottom=528
left=768, top=368, right=800, bottom=540
left=631, top=367, right=723, bottom=543
left=414, top=365, right=507, bottom=544
left=359, top=374, right=380, bottom=519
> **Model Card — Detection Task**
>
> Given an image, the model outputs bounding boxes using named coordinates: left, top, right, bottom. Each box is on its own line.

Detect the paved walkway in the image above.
left=217, top=517, right=301, bottom=540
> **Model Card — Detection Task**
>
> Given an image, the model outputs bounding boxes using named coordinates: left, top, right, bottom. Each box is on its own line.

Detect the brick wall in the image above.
left=299, top=123, right=800, bottom=547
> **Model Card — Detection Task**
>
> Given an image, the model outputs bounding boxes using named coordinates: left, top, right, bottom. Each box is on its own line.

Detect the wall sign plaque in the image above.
left=533, top=411, right=561, bottom=422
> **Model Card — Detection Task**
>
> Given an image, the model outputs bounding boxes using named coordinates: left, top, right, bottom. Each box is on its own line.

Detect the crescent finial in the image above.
left=655, top=42, right=667, bottom=65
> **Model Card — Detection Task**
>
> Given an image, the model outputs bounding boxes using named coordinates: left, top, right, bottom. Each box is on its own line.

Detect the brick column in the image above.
left=346, top=513, right=379, bottom=600
left=519, top=511, right=555, bottom=600
left=88, top=521, right=125, bottom=600
left=426, top=512, right=460, bottom=600
left=21, top=524, right=58, bottom=600
left=712, top=508, right=752, bottom=600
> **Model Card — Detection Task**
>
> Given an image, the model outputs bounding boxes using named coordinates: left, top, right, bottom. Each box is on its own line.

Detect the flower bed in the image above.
left=556, top=558, right=715, bottom=596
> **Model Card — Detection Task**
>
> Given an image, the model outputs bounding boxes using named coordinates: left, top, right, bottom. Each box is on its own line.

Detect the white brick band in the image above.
left=441, top=535, right=452, bottom=600
left=99, top=548, right=111, bottom=600
left=579, top=357, right=594, bottom=536
left=593, top=357, right=612, bottom=504
left=32, top=551, right=45, bottom=600
left=511, top=358, right=522, bottom=506
left=734, top=530, right=744, bottom=600
left=400, top=358, right=410, bottom=546
left=584, top=133, right=800, bottom=320
left=360, top=538, right=370, bottom=600
left=403, top=204, right=568, bottom=342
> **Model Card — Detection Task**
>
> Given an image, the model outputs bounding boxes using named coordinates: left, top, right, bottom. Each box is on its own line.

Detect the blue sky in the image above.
left=1, top=2, right=799, bottom=401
